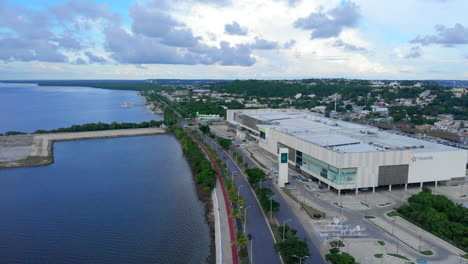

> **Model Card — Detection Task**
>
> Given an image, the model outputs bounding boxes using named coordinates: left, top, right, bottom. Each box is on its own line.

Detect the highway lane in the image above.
left=230, top=142, right=325, bottom=264
left=200, top=133, right=282, bottom=264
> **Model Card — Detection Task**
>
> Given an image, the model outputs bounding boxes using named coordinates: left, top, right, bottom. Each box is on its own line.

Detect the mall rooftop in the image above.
left=233, top=110, right=458, bottom=154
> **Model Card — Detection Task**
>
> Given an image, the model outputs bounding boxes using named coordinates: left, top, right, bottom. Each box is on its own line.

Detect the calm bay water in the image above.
left=0, top=84, right=210, bottom=263
left=0, top=83, right=161, bottom=133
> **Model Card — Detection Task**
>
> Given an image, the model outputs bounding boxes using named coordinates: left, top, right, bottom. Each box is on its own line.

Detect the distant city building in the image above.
left=451, top=87, right=467, bottom=98
left=174, top=90, right=189, bottom=96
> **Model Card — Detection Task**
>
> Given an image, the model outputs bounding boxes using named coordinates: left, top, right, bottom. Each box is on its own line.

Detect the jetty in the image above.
left=0, top=127, right=166, bottom=169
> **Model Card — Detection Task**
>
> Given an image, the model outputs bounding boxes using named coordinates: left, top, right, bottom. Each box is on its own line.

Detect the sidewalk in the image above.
left=213, top=182, right=233, bottom=264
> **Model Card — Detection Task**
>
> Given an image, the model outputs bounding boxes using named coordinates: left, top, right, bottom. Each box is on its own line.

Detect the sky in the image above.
left=0, top=0, right=467, bottom=80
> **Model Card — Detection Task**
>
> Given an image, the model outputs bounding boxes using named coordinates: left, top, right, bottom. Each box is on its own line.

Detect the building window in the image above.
left=302, top=153, right=356, bottom=184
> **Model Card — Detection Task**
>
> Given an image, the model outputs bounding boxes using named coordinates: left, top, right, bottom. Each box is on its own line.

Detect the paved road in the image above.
left=203, top=133, right=328, bottom=264
left=200, top=133, right=282, bottom=264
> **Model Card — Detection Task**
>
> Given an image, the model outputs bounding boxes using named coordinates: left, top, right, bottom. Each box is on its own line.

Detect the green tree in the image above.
left=246, top=168, right=266, bottom=186
left=325, top=248, right=356, bottom=264
left=217, top=137, right=232, bottom=149
left=199, top=125, right=210, bottom=134
left=274, top=238, right=310, bottom=264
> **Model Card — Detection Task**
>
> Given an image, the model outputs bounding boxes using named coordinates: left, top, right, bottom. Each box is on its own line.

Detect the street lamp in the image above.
left=418, top=235, right=422, bottom=252
left=292, top=255, right=308, bottom=264
left=282, top=219, right=292, bottom=241
left=392, top=218, right=399, bottom=255
left=244, top=206, right=252, bottom=233
left=238, top=185, right=243, bottom=200
left=269, top=195, right=277, bottom=219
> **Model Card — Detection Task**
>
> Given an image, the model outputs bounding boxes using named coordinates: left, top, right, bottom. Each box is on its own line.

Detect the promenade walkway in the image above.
left=0, top=128, right=166, bottom=168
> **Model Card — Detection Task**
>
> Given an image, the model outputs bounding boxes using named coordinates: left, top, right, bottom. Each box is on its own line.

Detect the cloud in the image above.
left=404, top=46, right=422, bottom=59
left=283, top=39, right=296, bottom=49
left=225, top=21, right=248, bottom=36
left=293, top=1, right=361, bottom=39
left=104, top=26, right=255, bottom=66
left=274, top=0, right=301, bottom=7
left=85, top=52, right=108, bottom=64
left=0, top=38, right=68, bottom=63
left=71, top=58, right=87, bottom=65
left=332, top=39, right=366, bottom=52
left=466, top=55, right=468, bottom=59
left=50, top=0, right=119, bottom=22
left=410, top=23, right=468, bottom=46
left=0, top=0, right=117, bottom=63
left=250, top=37, right=279, bottom=49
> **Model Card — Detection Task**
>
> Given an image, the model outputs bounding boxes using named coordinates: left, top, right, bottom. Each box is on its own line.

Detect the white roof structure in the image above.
left=241, top=111, right=459, bottom=153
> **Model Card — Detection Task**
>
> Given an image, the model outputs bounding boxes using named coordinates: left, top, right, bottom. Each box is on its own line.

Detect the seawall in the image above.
left=0, top=128, right=166, bottom=169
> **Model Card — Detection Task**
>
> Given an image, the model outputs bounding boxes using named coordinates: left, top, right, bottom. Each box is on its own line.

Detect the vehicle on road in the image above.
left=318, top=186, right=325, bottom=190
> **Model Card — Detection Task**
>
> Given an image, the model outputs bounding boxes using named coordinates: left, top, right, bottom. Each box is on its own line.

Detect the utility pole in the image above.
left=244, top=206, right=252, bottom=233
left=282, top=219, right=292, bottom=241
left=270, top=195, right=277, bottom=220
left=418, top=235, right=422, bottom=252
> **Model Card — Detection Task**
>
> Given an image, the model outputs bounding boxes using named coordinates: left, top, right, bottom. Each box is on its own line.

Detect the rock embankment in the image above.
left=0, top=128, right=166, bottom=169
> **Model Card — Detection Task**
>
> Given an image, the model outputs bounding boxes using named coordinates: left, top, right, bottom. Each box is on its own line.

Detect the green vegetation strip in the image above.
left=170, top=126, right=216, bottom=195
left=377, top=240, right=385, bottom=246
left=364, top=216, right=375, bottom=219
left=397, top=188, right=468, bottom=252
left=301, top=202, right=325, bottom=219
left=388, top=253, right=410, bottom=261
left=387, top=211, right=399, bottom=217
left=374, top=254, right=383, bottom=258
left=420, top=250, right=433, bottom=256
left=1, top=120, right=164, bottom=136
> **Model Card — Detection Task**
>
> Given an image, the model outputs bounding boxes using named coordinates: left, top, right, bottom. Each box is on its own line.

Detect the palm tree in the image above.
left=231, top=208, right=241, bottom=219
left=232, top=231, right=249, bottom=249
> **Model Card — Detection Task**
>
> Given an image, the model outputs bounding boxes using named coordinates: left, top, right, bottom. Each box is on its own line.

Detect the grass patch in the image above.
left=388, top=253, right=410, bottom=261
left=377, top=240, right=385, bottom=246
left=364, top=215, right=376, bottom=219
left=460, top=195, right=467, bottom=198
left=267, top=217, right=282, bottom=242
left=420, top=250, right=433, bottom=256
left=300, top=202, right=325, bottom=219
left=374, top=254, right=383, bottom=258
left=387, top=211, right=399, bottom=217
left=463, top=254, right=468, bottom=259
left=379, top=202, right=392, bottom=206
left=305, top=185, right=312, bottom=190
left=333, top=202, right=344, bottom=208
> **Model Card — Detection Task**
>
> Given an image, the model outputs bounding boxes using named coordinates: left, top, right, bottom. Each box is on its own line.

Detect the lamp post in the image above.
left=270, top=195, right=277, bottom=220
left=292, top=255, right=308, bottom=264
left=238, top=185, right=243, bottom=201
left=418, top=235, right=422, bottom=252
left=244, top=206, right=252, bottom=233
left=392, top=218, right=399, bottom=255
left=282, top=219, right=292, bottom=241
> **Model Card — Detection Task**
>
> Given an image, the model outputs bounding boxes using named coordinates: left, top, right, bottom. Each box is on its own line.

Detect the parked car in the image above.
left=318, top=186, right=325, bottom=190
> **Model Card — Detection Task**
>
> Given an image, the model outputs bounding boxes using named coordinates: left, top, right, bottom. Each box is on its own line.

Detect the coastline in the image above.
left=0, top=128, right=166, bottom=169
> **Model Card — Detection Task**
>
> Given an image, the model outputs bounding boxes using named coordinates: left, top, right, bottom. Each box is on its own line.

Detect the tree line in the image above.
left=170, top=125, right=217, bottom=193
left=396, top=187, right=468, bottom=252
left=1, top=120, right=164, bottom=136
